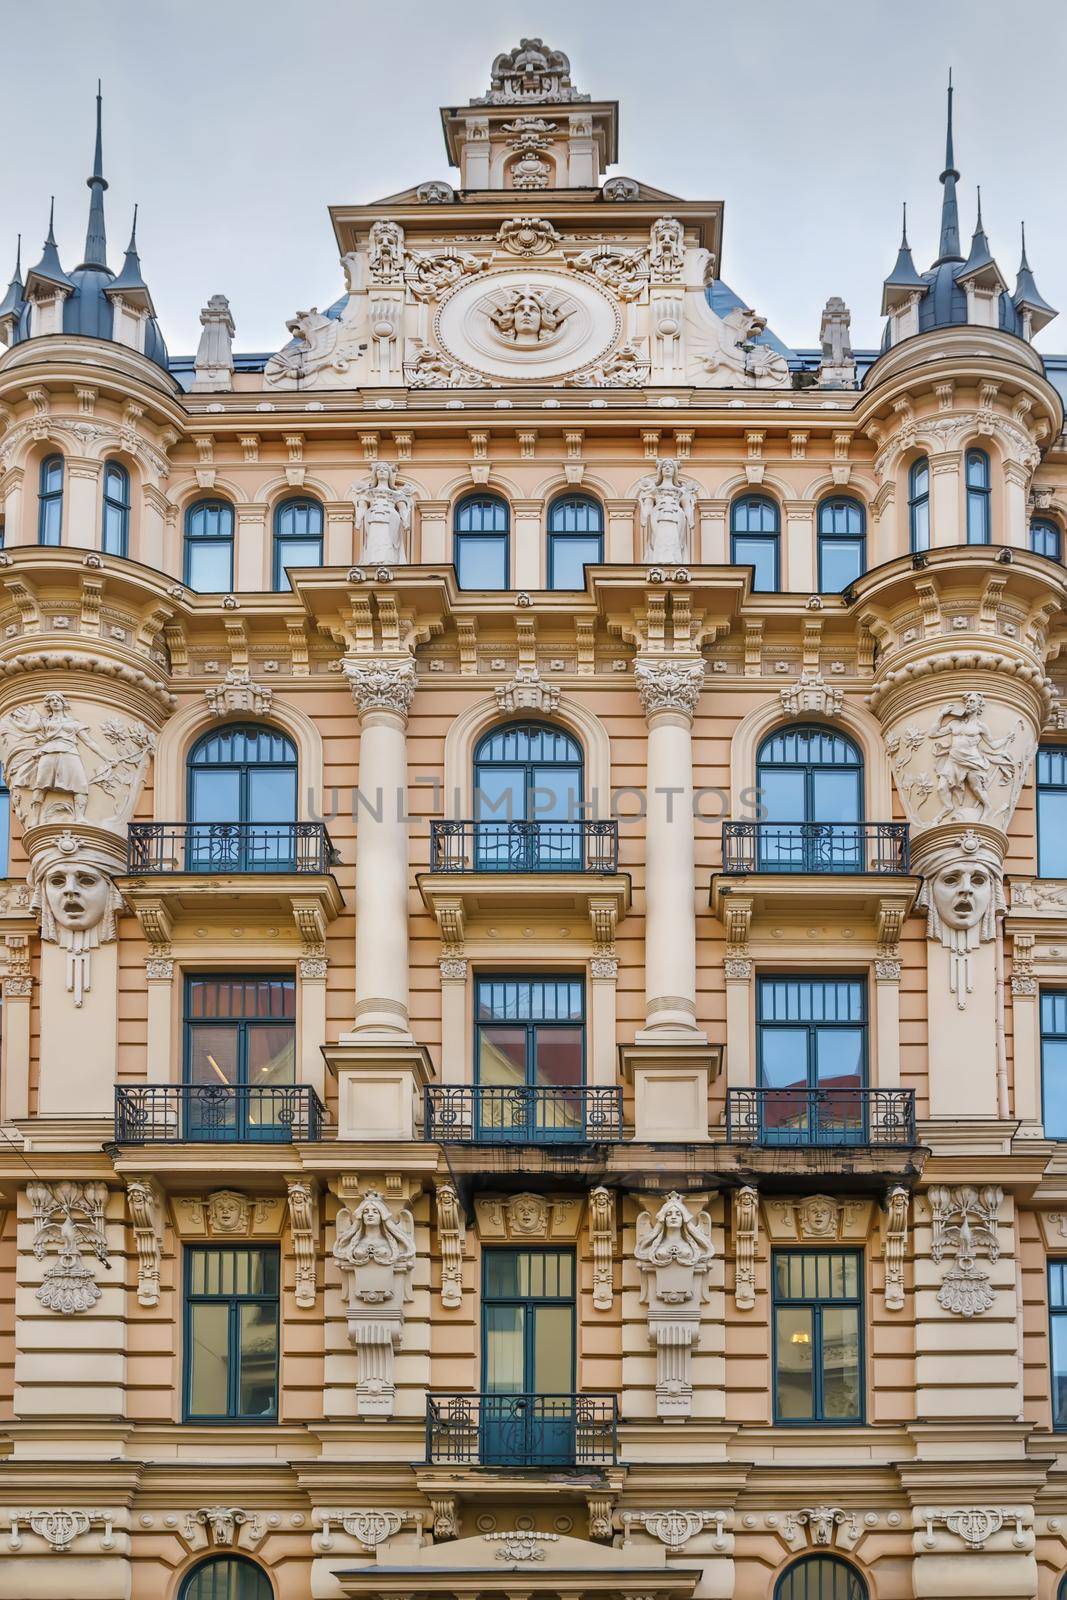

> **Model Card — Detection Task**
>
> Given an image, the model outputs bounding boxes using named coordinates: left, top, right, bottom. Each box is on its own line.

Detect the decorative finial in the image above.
left=1020, top=220, right=1029, bottom=270
left=46, top=197, right=56, bottom=246
left=901, top=201, right=909, bottom=247
left=934, top=70, right=962, bottom=264
left=80, top=83, right=109, bottom=269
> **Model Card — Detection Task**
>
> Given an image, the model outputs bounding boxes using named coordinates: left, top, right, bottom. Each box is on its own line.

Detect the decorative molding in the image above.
left=332, top=1189, right=416, bottom=1416
left=782, top=1507, right=859, bottom=1548
left=634, top=1192, right=714, bottom=1419
left=475, top=1192, right=583, bottom=1241
left=733, top=1186, right=758, bottom=1311
left=622, top=1509, right=728, bottom=1551
left=27, top=1180, right=109, bottom=1315
left=343, top=655, right=418, bottom=720
left=919, top=1506, right=1030, bottom=1550
left=484, top=1530, right=559, bottom=1561
left=435, top=1181, right=465, bottom=1309
left=204, top=666, right=273, bottom=717
left=429, top=1495, right=459, bottom=1541
left=779, top=667, right=844, bottom=719
left=125, top=1176, right=163, bottom=1308
left=883, top=1185, right=908, bottom=1312
left=929, top=1184, right=1002, bottom=1317
left=588, top=1186, right=615, bottom=1312
left=286, top=1179, right=319, bottom=1309
left=6, top=1508, right=115, bottom=1552
left=315, top=1508, right=424, bottom=1551
left=634, top=657, right=705, bottom=720
left=494, top=665, right=560, bottom=715
left=587, top=1494, right=615, bottom=1542
left=187, top=1507, right=261, bottom=1547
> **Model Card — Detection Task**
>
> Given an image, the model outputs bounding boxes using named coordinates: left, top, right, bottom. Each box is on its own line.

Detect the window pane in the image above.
left=1053, top=1307, right=1067, bottom=1427
left=815, top=1027, right=864, bottom=1088
left=533, top=1025, right=582, bottom=1088
left=532, top=1304, right=573, bottom=1391
left=760, top=1027, right=809, bottom=1090
left=479, top=1025, right=526, bottom=1086
left=246, top=1024, right=295, bottom=1089
left=1039, top=784, right=1067, bottom=878
left=1032, top=519, right=1062, bottom=561
left=811, top=769, right=862, bottom=824
left=820, top=1306, right=862, bottom=1420
left=238, top=1302, right=278, bottom=1417
left=181, top=1559, right=273, bottom=1600
left=39, top=495, right=62, bottom=546
left=484, top=1305, right=525, bottom=1391
left=455, top=534, right=508, bottom=590
left=775, top=1306, right=815, bottom=1419
left=187, top=1024, right=239, bottom=1088
left=187, top=541, right=233, bottom=593
left=819, top=539, right=863, bottom=591
left=188, top=1302, right=231, bottom=1417
left=549, top=535, right=601, bottom=590
left=1044, top=1036, right=1067, bottom=1137
left=247, top=767, right=297, bottom=823
left=733, top=533, right=778, bottom=591
left=190, top=768, right=241, bottom=824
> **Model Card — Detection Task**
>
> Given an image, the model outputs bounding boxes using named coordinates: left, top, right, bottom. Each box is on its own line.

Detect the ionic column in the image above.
left=343, top=655, right=417, bottom=1040
left=634, top=657, right=706, bottom=1040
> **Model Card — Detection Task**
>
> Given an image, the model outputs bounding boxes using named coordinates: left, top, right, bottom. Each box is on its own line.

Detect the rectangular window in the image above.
left=773, top=1249, right=863, bottom=1424
left=184, top=1245, right=279, bottom=1422
left=1042, top=990, right=1067, bottom=1138
left=1038, top=748, right=1067, bottom=879
left=474, top=976, right=585, bottom=1140
left=757, top=976, right=867, bottom=1144
left=183, top=975, right=296, bottom=1141
left=482, top=1246, right=576, bottom=1464
left=732, top=532, right=779, bottom=592
left=1051, top=1262, right=1067, bottom=1428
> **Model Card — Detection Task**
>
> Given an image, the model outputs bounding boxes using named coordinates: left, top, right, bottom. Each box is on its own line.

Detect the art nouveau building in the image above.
left=5, top=38, right=1067, bottom=1600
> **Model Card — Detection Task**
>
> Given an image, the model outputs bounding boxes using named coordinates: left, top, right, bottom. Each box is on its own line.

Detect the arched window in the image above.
left=473, top=721, right=584, bottom=869
left=775, top=1555, right=868, bottom=1599
left=756, top=725, right=864, bottom=871
left=731, top=495, right=779, bottom=592
left=187, top=724, right=297, bottom=871
left=273, top=497, right=323, bottom=591
left=454, top=494, right=509, bottom=590
left=38, top=454, right=63, bottom=545
left=818, top=498, right=866, bottom=591
left=101, top=459, right=130, bottom=557
left=909, top=457, right=930, bottom=552
left=966, top=447, right=991, bottom=543
left=184, top=500, right=234, bottom=592
left=179, top=1556, right=273, bottom=1600
left=547, top=494, right=603, bottom=590
left=1032, top=516, right=1062, bottom=562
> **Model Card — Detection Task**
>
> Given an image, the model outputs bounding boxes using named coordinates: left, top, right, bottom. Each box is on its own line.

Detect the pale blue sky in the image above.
left=5, top=0, right=1067, bottom=356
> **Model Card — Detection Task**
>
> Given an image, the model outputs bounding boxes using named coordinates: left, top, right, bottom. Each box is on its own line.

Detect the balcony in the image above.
left=429, top=819, right=618, bottom=874
left=425, top=1392, right=618, bottom=1468
left=726, top=1086, right=916, bottom=1147
left=425, top=1084, right=623, bottom=1145
left=128, top=821, right=336, bottom=875
left=418, top=821, right=630, bottom=943
left=114, top=1083, right=325, bottom=1144
left=722, top=820, right=910, bottom=875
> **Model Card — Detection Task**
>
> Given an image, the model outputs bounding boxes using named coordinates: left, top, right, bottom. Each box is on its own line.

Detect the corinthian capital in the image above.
left=634, top=657, right=705, bottom=721
left=343, top=656, right=417, bottom=720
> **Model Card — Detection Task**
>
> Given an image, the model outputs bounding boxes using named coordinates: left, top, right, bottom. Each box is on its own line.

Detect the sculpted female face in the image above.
left=512, top=292, right=543, bottom=335
left=662, top=1199, right=685, bottom=1229
left=45, top=865, right=110, bottom=932
left=931, top=862, right=992, bottom=931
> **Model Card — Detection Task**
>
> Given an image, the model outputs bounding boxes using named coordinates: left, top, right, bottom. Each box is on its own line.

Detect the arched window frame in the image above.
left=965, top=447, right=991, bottom=544
left=1032, top=515, right=1062, bottom=562
left=471, top=719, right=587, bottom=870
left=184, top=499, right=235, bottom=592
left=755, top=724, right=865, bottom=871
left=908, top=457, right=930, bottom=553
left=774, top=1554, right=869, bottom=1599
left=186, top=723, right=298, bottom=872
left=178, top=1554, right=274, bottom=1600
left=453, top=493, right=510, bottom=591
left=101, top=458, right=131, bottom=557
left=817, top=496, right=866, bottom=592
left=730, top=494, right=780, bottom=592
left=272, top=496, right=323, bottom=591
left=38, top=454, right=64, bottom=546
left=546, top=493, right=604, bottom=590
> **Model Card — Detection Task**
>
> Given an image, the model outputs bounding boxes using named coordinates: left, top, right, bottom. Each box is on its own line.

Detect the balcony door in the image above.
left=757, top=976, right=867, bottom=1145
left=756, top=726, right=863, bottom=871
left=475, top=976, right=585, bottom=1142
left=187, top=725, right=297, bottom=872
left=473, top=722, right=583, bottom=870
left=482, top=1247, right=575, bottom=1465
left=183, top=975, right=296, bottom=1141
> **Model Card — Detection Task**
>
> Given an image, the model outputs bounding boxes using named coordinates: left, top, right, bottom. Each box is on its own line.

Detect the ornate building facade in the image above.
left=3, top=38, right=1067, bottom=1600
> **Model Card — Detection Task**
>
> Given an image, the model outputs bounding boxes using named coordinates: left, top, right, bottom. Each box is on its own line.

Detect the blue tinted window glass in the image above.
left=1038, top=747, right=1067, bottom=878
left=273, top=499, right=323, bottom=590
left=180, top=1556, right=273, bottom=1600
left=548, top=496, right=603, bottom=590
left=1032, top=518, right=1062, bottom=561
left=455, top=496, right=509, bottom=590
left=966, top=449, right=991, bottom=544
left=101, top=460, right=130, bottom=556
left=1043, top=990, right=1067, bottom=1139
left=185, top=501, right=234, bottom=592
left=38, top=455, right=63, bottom=546
left=733, top=534, right=779, bottom=591
left=909, top=458, right=930, bottom=552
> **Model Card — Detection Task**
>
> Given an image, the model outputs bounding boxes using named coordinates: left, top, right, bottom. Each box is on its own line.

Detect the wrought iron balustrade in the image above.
left=115, top=1083, right=325, bottom=1144
left=127, top=821, right=336, bottom=875
left=726, top=1086, right=916, bottom=1148
left=425, top=1392, right=618, bottom=1467
left=429, top=819, right=618, bottom=874
left=424, top=1084, right=623, bottom=1144
left=721, top=820, right=910, bottom=875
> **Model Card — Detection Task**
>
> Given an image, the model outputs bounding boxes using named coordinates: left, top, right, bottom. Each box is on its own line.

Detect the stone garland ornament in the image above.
left=637, top=458, right=697, bottom=563
left=929, top=1184, right=1002, bottom=1317
left=0, top=692, right=156, bottom=831
left=496, top=216, right=562, bottom=257
left=350, top=462, right=414, bottom=566
left=915, top=829, right=1006, bottom=1009
left=28, top=1180, right=110, bottom=1314
left=332, top=1189, right=416, bottom=1416
left=484, top=1530, right=559, bottom=1561
left=634, top=1192, right=714, bottom=1419
left=406, top=248, right=487, bottom=303
left=569, top=243, right=649, bottom=301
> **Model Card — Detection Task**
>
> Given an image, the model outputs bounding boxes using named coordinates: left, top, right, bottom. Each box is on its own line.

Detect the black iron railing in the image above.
left=429, top=819, right=618, bottom=874
left=425, top=1392, right=618, bottom=1467
left=721, top=821, right=910, bottom=875
left=127, top=821, right=336, bottom=875
left=115, top=1084, right=325, bottom=1143
left=726, top=1086, right=916, bottom=1148
left=424, top=1084, right=623, bottom=1144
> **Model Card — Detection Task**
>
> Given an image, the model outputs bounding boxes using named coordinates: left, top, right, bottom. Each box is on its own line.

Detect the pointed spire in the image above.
left=78, top=81, right=110, bottom=271
left=0, top=235, right=26, bottom=336
left=107, top=205, right=155, bottom=313
left=934, top=71, right=963, bottom=265
left=882, top=201, right=927, bottom=315
left=25, top=199, right=74, bottom=294
left=959, top=184, right=1005, bottom=291
left=1012, top=221, right=1057, bottom=335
